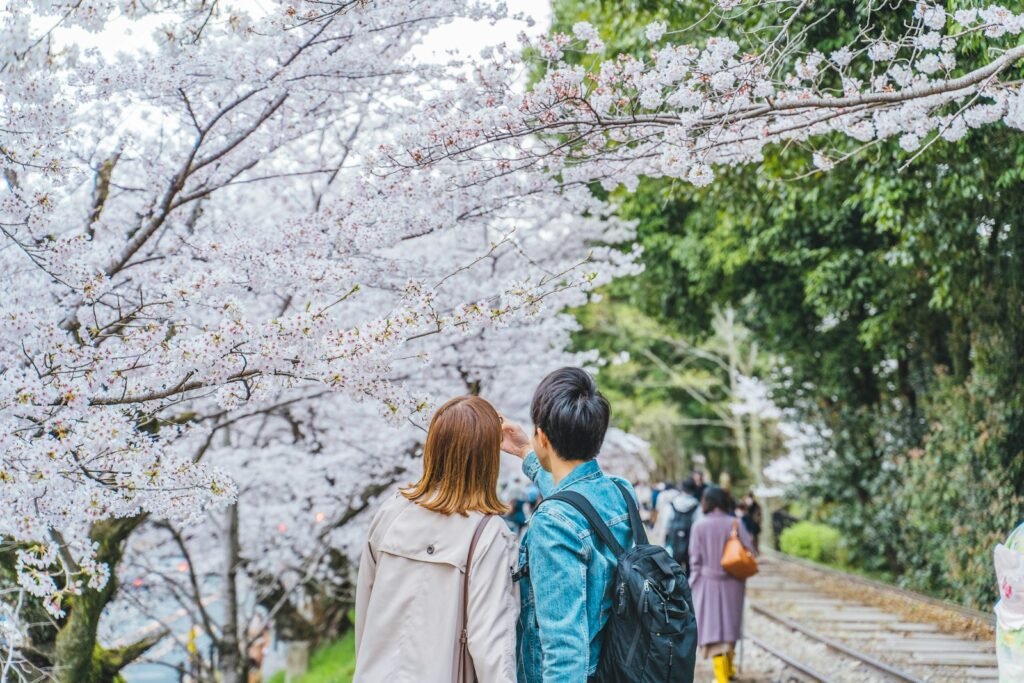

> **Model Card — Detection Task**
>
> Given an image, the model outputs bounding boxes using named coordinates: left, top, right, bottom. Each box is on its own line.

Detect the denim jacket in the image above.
left=516, top=452, right=637, bottom=683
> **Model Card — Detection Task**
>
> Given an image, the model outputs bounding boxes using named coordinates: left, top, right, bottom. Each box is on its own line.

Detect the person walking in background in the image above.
left=740, top=491, right=762, bottom=554
left=771, top=503, right=797, bottom=551
left=666, top=478, right=702, bottom=574
left=651, top=480, right=667, bottom=511
left=505, top=492, right=529, bottom=535
left=996, top=521, right=1024, bottom=681
left=354, top=396, right=518, bottom=683
left=691, top=469, right=708, bottom=502
left=635, top=479, right=654, bottom=528
left=689, top=486, right=755, bottom=683
left=650, top=480, right=678, bottom=546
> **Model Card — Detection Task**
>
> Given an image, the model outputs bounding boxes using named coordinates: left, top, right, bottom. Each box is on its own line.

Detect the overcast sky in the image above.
left=43, top=0, right=552, bottom=62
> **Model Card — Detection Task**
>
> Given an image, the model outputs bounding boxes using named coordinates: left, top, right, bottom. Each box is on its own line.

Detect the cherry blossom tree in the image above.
left=407, top=1, right=1024, bottom=190
left=99, top=249, right=629, bottom=681
left=0, top=0, right=636, bottom=679
left=4, top=0, right=1024, bottom=679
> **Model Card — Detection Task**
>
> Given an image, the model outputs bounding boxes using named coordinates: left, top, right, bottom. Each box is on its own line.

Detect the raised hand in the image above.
left=500, top=417, right=532, bottom=458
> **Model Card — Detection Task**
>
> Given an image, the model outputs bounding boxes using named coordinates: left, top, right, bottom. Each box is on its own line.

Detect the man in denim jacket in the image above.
left=502, top=367, right=637, bottom=683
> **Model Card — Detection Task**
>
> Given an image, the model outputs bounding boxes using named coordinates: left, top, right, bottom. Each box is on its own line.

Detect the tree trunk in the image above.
left=220, top=502, right=245, bottom=683
left=747, top=342, right=763, bottom=488
left=52, top=516, right=148, bottom=683
left=722, top=312, right=750, bottom=478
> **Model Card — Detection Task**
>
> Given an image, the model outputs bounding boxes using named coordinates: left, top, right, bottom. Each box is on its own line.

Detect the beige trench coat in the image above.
left=354, top=492, right=519, bottom=683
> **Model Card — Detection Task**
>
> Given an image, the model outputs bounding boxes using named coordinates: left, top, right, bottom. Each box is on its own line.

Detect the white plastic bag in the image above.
left=995, top=542, right=1024, bottom=630
left=995, top=535, right=1024, bottom=682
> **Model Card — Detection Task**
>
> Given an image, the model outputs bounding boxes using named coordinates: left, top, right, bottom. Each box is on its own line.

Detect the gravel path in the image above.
left=691, top=614, right=892, bottom=682
left=734, top=554, right=998, bottom=682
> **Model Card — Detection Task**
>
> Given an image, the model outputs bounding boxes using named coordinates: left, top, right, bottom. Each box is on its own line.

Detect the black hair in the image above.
left=701, top=485, right=732, bottom=514
left=680, top=478, right=699, bottom=496
left=530, top=367, right=610, bottom=462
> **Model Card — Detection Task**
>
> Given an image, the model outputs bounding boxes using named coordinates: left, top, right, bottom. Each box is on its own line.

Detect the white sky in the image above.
left=42, top=0, right=553, bottom=62
left=416, top=0, right=553, bottom=62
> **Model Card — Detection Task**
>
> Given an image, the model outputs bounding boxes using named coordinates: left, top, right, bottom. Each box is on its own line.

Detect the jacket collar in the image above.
left=552, top=459, right=602, bottom=493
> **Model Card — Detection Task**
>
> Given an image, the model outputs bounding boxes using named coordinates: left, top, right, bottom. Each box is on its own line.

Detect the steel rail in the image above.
left=763, top=548, right=995, bottom=626
left=750, top=601, right=927, bottom=683
left=745, top=634, right=833, bottom=683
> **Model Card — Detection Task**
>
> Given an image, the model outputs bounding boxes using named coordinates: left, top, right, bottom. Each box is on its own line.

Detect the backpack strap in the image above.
left=612, top=480, right=649, bottom=547
left=546, top=491, right=626, bottom=558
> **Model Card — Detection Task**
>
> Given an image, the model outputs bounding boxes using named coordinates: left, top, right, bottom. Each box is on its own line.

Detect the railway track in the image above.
left=719, top=552, right=998, bottom=682
left=763, top=549, right=995, bottom=627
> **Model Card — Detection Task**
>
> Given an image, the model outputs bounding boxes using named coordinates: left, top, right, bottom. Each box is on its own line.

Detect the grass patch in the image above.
left=779, top=521, right=845, bottom=565
left=267, top=629, right=356, bottom=683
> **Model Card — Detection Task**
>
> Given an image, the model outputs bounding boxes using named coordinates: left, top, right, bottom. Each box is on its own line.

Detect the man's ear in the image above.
left=535, top=428, right=550, bottom=451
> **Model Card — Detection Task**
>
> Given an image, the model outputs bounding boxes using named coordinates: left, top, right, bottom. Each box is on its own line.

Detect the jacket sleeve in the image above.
left=527, top=506, right=590, bottom=682
left=522, top=451, right=555, bottom=497
left=354, top=522, right=378, bottom=654
left=466, top=520, right=520, bottom=683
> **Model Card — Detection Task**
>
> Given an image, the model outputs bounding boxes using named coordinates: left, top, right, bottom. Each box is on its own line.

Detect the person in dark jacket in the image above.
left=738, top=491, right=762, bottom=553
left=771, top=503, right=797, bottom=550
left=666, top=478, right=702, bottom=573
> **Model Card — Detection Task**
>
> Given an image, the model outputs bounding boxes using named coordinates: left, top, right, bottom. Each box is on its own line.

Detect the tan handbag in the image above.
left=453, top=515, right=493, bottom=683
left=720, top=519, right=758, bottom=580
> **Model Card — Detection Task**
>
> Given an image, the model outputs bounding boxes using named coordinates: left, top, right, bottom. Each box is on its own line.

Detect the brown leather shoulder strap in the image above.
left=455, top=514, right=493, bottom=683
left=463, top=515, right=492, bottom=621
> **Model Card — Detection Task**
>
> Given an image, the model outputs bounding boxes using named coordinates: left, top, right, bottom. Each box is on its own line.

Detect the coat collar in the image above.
left=552, top=458, right=602, bottom=493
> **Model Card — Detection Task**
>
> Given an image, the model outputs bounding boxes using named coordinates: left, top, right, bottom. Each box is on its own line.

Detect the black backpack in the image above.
left=544, top=481, right=697, bottom=683
left=666, top=496, right=698, bottom=568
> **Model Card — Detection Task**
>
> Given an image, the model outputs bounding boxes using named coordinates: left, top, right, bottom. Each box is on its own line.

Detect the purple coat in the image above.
left=688, top=510, right=754, bottom=646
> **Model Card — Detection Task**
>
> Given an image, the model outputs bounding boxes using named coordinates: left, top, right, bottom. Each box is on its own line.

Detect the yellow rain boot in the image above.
left=726, top=651, right=737, bottom=678
left=712, top=654, right=730, bottom=683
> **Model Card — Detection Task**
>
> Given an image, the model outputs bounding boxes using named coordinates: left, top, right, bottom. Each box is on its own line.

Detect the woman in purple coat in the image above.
left=688, top=485, right=755, bottom=683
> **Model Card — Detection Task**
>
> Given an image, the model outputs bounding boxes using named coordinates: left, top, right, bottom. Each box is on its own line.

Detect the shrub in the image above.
left=780, top=521, right=844, bottom=565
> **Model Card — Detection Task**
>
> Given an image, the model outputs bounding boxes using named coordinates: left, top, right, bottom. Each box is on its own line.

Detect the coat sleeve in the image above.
left=527, top=507, right=590, bottom=682
left=354, top=518, right=379, bottom=654
left=466, top=520, right=520, bottom=683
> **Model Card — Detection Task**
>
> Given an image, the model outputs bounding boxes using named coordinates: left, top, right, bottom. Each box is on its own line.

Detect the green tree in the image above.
left=574, top=296, right=785, bottom=487
left=557, top=0, right=1024, bottom=606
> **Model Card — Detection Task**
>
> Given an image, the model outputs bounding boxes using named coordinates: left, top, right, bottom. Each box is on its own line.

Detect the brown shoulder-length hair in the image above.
left=402, top=396, right=508, bottom=516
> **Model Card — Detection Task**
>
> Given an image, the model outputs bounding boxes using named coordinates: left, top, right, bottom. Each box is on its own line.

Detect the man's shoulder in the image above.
left=533, top=496, right=584, bottom=527
left=536, top=476, right=633, bottom=524
left=606, top=475, right=636, bottom=499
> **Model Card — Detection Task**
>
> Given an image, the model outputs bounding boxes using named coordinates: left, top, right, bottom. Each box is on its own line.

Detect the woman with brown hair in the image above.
left=354, top=396, right=518, bottom=683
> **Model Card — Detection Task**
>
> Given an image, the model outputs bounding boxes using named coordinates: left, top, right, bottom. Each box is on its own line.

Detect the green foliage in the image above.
left=267, top=630, right=357, bottom=683
left=897, top=375, right=1024, bottom=606
left=573, top=297, right=784, bottom=485
left=780, top=522, right=845, bottom=565
left=556, top=0, right=1024, bottom=608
